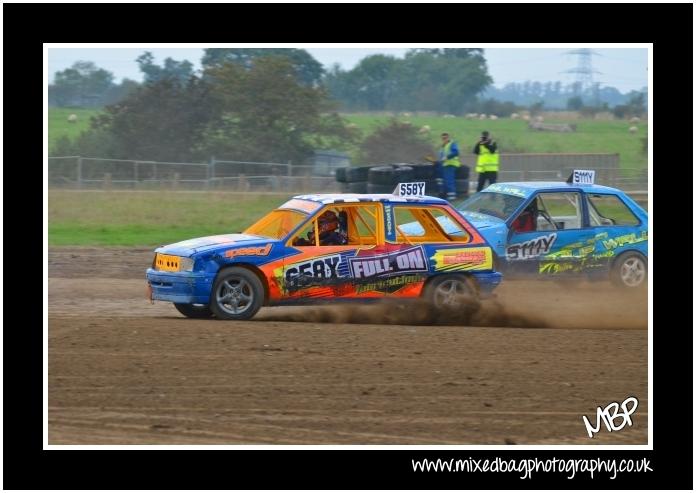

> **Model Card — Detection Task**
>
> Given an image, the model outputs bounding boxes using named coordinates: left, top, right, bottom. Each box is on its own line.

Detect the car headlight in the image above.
left=179, top=257, right=195, bottom=271
left=153, top=253, right=195, bottom=272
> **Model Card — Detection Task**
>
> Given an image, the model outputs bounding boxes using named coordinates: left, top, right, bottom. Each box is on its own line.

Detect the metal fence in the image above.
left=48, top=153, right=648, bottom=192
left=48, top=156, right=341, bottom=192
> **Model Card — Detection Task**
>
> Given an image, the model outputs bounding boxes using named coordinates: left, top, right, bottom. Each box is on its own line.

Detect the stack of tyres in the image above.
left=393, top=165, right=415, bottom=183
left=456, top=165, right=471, bottom=198
left=337, top=163, right=460, bottom=197
left=366, top=166, right=395, bottom=194
left=408, top=163, right=439, bottom=196
left=335, top=166, right=369, bottom=193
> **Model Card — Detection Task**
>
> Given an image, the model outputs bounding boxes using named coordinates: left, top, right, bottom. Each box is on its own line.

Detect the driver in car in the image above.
left=511, top=199, right=537, bottom=233
left=293, top=210, right=348, bottom=246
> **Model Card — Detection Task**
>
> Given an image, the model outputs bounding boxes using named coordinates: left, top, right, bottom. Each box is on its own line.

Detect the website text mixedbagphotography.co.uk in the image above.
left=412, top=456, right=652, bottom=480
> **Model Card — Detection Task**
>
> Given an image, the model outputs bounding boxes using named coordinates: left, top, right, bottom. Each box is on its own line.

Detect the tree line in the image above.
left=50, top=48, right=645, bottom=113
left=53, top=50, right=356, bottom=165
left=484, top=81, right=647, bottom=111
left=50, top=48, right=647, bottom=165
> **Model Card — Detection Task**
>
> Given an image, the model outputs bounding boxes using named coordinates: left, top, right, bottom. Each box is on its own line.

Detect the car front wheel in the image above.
left=210, top=267, right=264, bottom=320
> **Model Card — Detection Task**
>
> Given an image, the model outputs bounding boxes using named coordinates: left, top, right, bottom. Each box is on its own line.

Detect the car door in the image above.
left=281, top=204, right=384, bottom=300
left=584, top=191, right=648, bottom=276
left=506, top=191, right=593, bottom=278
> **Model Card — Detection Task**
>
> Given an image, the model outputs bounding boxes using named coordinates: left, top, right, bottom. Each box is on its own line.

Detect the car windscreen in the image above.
left=456, top=192, right=525, bottom=221
left=243, top=209, right=308, bottom=240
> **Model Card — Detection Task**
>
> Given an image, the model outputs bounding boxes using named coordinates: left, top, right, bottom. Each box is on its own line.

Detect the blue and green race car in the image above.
left=453, top=175, right=648, bottom=288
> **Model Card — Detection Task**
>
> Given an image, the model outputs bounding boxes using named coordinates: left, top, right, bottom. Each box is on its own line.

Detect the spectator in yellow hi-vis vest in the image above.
left=473, top=130, right=499, bottom=192
left=436, top=132, right=461, bottom=201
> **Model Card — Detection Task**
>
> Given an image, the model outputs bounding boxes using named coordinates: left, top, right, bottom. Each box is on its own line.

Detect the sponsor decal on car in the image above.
left=383, top=204, right=395, bottom=242
left=355, top=274, right=424, bottom=295
left=278, top=251, right=355, bottom=293
left=285, top=254, right=342, bottom=286
left=486, top=183, right=527, bottom=197
left=224, top=243, right=273, bottom=258
left=601, top=230, right=647, bottom=250
left=431, top=247, right=493, bottom=272
left=349, top=246, right=428, bottom=279
left=506, top=233, right=557, bottom=260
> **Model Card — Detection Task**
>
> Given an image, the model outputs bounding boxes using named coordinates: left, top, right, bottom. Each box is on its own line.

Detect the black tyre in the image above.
left=455, top=165, right=470, bottom=179
left=610, top=251, right=647, bottom=288
left=393, top=165, right=415, bottom=183
left=367, top=183, right=394, bottom=194
left=423, top=275, right=479, bottom=310
left=368, top=166, right=395, bottom=185
left=456, top=179, right=470, bottom=194
left=335, top=167, right=348, bottom=183
left=210, top=267, right=265, bottom=320
left=424, top=179, right=440, bottom=196
left=347, top=181, right=368, bottom=193
left=339, top=182, right=360, bottom=193
left=411, top=163, right=435, bottom=180
left=345, top=166, right=370, bottom=182
left=174, top=303, right=214, bottom=319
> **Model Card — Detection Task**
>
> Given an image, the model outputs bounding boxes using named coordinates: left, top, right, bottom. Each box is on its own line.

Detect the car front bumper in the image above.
left=146, top=268, right=213, bottom=304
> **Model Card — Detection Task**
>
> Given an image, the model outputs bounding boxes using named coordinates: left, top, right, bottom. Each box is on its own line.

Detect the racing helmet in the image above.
left=317, top=210, right=340, bottom=234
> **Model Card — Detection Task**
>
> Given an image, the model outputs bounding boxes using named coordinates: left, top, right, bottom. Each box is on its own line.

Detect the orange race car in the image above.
left=146, top=183, right=502, bottom=320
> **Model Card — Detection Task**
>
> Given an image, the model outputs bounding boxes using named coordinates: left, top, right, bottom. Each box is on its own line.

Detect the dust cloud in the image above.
left=256, top=280, right=648, bottom=330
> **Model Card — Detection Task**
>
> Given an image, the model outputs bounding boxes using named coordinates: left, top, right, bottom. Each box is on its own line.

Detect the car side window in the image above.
left=291, top=219, right=319, bottom=246
left=344, top=204, right=379, bottom=245
left=290, top=205, right=381, bottom=247
left=587, top=194, right=640, bottom=226
left=394, top=206, right=470, bottom=243
left=534, top=192, right=583, bottom=231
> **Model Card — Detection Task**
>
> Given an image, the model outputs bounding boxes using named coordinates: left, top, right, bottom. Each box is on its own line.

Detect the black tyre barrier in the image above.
left=456, top=165, right=470, bottom=180
left=367, top=166, right=395, bottom=185
left=367, top=182, right=395, bottom=194
left=345, top=166, right=370, bottom=182
left=392, top=165, right=415, bottom=183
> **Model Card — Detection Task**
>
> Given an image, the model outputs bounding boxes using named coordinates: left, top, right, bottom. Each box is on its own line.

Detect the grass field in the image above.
left=48, top=108, right=102, bottom=151
left=342, top=114, right=648, bottom=172
left=48, top=108, right=647, bottom=172
left=48, top=190, right=292, bottom=246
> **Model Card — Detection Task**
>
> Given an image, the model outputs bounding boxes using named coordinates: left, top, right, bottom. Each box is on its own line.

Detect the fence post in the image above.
left=209, top=157, right=216, bottom=189
left=134, top=160, right=139, bottom=189
left=287, top=161, right=292, bottom=192
left=238, top=174, right=248, bottom=192
left=103, top=173, right=112, bottom=190
left=77, top=157, right=83, bottom=189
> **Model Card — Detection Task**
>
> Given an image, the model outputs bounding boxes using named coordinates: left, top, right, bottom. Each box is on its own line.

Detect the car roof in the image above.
left=483, top=181, right=624, bottom=198
left=292, top=193, right=449, bottom=205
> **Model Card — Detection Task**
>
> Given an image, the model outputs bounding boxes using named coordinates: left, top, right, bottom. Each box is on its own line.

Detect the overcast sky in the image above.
left=47, top=47, right=648, bottom=92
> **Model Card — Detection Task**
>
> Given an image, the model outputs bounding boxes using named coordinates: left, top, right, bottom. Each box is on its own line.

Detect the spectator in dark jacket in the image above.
left=473, top=131, right=499, bottom=192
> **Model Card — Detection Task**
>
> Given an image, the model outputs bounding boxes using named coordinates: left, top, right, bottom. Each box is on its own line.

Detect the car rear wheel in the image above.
left=174, top=303, right=214, bottom=319
left=210, top=267, right=264, bottom=320
left=424, top=275, right=479, bottom=310
left=610, top=252, right=647, bottom=288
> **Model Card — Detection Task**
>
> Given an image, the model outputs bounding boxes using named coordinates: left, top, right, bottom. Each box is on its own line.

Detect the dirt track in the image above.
left=48, top=247, right=648, bottom=445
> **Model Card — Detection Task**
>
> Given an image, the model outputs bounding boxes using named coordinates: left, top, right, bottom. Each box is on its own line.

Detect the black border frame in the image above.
left=4, top=2, right=693, bottom=489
